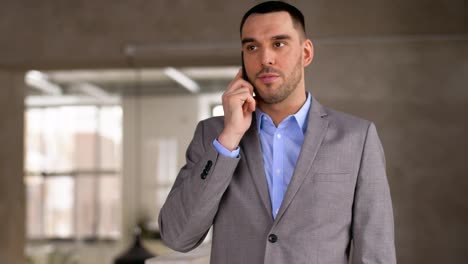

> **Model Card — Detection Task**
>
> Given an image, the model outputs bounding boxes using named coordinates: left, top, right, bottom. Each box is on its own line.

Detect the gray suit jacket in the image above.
left=159, top=98, right=396, bottom=264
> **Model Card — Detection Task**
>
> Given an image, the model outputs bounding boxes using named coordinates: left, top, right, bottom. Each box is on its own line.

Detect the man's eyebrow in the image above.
left=242, top=34, right=292, bottom=45
left=272, top=34, right=292, bottom=40
left=241, top=38, right=256, bottom=45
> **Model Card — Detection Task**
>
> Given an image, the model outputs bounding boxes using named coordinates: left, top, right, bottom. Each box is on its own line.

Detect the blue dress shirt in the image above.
left=213, top=93, right=311, bottom=219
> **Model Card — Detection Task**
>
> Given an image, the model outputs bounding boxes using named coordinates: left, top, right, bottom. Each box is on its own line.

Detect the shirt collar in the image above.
left=256, top=92, right=312, bottom=134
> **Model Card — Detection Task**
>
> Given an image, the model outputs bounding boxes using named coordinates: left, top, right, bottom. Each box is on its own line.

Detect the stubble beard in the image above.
left=254, top=55, right=303, bottom=105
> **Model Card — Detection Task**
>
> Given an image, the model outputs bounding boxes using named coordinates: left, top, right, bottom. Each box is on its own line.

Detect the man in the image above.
left=159, top=1, right=396, bottom=263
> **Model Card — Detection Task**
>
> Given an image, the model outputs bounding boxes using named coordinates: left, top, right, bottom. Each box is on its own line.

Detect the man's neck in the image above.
left=258, top=90, right=307, bottom=127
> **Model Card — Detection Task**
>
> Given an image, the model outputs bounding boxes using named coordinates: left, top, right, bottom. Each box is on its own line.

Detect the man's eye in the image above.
left=246, top=45, right=257, bottom=51
left=274, top=42, right=285, bottom=48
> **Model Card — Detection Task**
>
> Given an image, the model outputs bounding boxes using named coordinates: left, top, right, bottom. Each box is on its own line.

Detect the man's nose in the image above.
left=260, top=48, right=275, bottom=66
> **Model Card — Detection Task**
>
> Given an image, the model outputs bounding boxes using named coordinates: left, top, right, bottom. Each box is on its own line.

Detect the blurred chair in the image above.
left=114, top=227, right=155, bottom=264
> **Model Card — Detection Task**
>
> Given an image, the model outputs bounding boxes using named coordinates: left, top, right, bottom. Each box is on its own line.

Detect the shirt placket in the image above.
left=272, top=127, right=284, bottom=219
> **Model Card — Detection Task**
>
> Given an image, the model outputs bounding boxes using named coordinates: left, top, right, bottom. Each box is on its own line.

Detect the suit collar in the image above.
left=273, top=97, right=329, bottom=223
left=255, top=92, right=313, bottom=134
left=310, top=96, right=328, bottom=118
left=240, top=115, right=273, bottom=219
left=241, top=97, right=329, bottom=223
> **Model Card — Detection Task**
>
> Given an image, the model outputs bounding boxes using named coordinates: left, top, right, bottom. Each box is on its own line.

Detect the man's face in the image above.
left=241, top=11, right=312, bottom=105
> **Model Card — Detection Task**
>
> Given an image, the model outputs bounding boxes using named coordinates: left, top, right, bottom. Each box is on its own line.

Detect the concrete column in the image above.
left=0, top=71, right=25, bottom=264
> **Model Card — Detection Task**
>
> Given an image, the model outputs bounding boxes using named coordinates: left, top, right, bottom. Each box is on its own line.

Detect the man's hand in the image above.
left=218, top=69, right=256, bottom=151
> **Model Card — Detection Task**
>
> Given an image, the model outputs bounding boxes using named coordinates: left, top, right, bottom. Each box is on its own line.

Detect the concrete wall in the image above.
left=0, top=71, right=25, bottom=264
left=307, top=38, right=468, bottom=263
left=1, top=0, right=465, bottom=69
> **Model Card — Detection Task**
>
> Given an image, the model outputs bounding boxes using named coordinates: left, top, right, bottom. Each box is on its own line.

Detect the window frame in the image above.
left=25, top=105, right=122, bottom=242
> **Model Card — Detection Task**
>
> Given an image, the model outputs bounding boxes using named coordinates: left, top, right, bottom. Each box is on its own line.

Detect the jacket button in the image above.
left=200, top=171, right=207, bottom=179
left=268, top=234, right=278, bottom=243
left=205, top=160, right=213, bottom=171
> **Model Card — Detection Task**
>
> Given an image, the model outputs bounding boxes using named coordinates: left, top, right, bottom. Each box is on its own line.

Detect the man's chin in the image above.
left=254, top=81, right=280, bottom=93
left=255, top=92, right=287, bottom=105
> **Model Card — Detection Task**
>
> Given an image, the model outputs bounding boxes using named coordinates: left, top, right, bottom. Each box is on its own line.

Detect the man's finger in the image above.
left=226, top=69, right=243, bottom=89
left=225, top=81, right=253, bottom=97
left=241, top=93, right=256, bottom=112
left=246, top=95, right=256, bottom=112
left=235, top=68, right=242, bottom=79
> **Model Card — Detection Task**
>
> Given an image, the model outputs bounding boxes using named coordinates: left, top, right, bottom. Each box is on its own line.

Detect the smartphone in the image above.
left=241, top=51, right=249, bottom=82
left=241, top=52, right=256, bottom=97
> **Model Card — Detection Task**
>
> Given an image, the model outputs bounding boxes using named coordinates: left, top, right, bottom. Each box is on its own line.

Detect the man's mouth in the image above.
left=257, top=73, right=280, bottom=84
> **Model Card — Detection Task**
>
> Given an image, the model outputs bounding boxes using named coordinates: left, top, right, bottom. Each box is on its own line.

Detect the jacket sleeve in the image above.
left=351, top=123, right=397, bottom=263
left=158, top=120, right=240, bottom=252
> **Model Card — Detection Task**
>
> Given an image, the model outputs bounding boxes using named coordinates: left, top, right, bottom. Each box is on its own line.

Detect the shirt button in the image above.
left=276, top=169, right=280, bottom=174
left=268, top=234, right=278, bottom=243
left=276, top=133, right=281, bottom=139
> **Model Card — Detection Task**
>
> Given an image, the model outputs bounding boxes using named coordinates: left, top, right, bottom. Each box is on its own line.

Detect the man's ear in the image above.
left=303, top=39, right=314, bottom=67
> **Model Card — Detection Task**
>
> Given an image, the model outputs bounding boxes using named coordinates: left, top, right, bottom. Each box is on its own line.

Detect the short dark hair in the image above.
left=240, top=1, right=306, bottom=38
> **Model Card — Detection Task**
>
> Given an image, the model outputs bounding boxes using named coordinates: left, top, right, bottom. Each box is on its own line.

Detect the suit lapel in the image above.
left=274, top=97, right=329, bottom=223
left=240, top=115, right=272, bottom=217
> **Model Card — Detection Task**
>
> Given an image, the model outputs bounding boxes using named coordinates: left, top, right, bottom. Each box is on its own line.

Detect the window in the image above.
left=211, top=104, right=224, bottom=117
left=25, top=106, right=122, bottom=240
